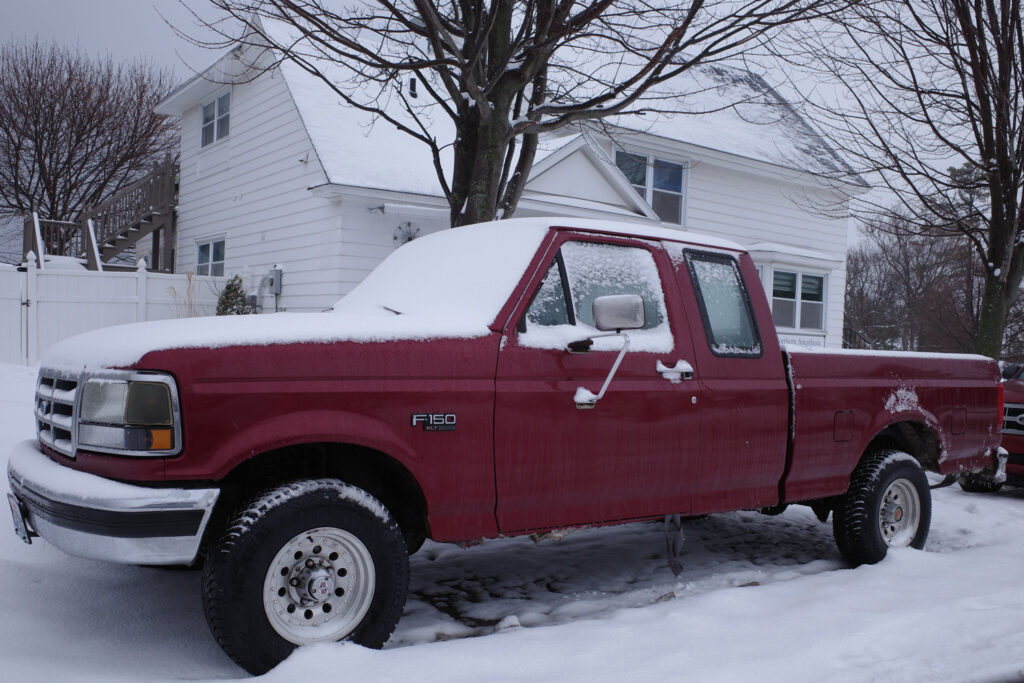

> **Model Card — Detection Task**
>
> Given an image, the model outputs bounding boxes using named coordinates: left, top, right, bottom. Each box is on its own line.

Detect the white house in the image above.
left=153, top=43, right=865, bottom=348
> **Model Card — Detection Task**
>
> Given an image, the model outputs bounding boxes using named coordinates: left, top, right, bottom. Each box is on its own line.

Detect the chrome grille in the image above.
left=35, top=370, right=79, bottom=458
left=1002, top=402, right=1024, bottom=436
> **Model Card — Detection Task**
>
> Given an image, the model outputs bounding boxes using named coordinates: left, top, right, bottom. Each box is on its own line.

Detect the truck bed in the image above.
left=782, top=348, right=1001, bottom=503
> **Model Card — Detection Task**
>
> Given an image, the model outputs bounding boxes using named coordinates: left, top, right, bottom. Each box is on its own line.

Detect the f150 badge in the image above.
left=411, top=413, right=456, bottom=431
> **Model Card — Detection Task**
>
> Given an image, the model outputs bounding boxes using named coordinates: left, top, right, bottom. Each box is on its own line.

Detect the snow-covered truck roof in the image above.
left=42, top=218, right=743, bottom=370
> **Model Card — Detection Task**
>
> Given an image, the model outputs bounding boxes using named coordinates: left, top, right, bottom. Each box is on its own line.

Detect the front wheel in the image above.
left=202, top=479, right=409, bottom=675
left=833, top=450, right=931, bottom=567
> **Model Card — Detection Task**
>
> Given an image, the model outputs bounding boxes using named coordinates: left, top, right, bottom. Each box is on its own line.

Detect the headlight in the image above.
left=77, top=374, right=180, bottom=456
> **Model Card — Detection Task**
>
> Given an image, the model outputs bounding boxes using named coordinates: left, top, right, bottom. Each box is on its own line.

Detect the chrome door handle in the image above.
left=656, top=359, right=694, bottom=383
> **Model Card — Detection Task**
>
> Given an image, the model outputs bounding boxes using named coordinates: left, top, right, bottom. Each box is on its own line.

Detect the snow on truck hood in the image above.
left=43, top=221, right=551, bottom=370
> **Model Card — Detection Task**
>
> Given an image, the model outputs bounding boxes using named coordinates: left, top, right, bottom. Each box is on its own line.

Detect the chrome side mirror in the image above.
left=570, top=295, right=646, bottom=409
left=593, top=294, right=645, bottom=331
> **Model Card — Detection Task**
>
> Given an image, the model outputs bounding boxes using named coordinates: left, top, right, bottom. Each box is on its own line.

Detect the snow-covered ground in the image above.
left=1, top=361, right=1023, bottom=682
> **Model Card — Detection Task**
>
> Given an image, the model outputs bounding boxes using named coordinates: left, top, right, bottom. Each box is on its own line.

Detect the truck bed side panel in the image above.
left=784, top=350, right=1000, bottom=502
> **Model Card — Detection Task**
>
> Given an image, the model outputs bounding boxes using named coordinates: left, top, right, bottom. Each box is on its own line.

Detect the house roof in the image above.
left=284, top=63, right=865, bottom=199
left=156, top=23, right=864, bottom=201
left=524, top=134, right=660, bottom=220
left=276, top=58, right=452, bottom=197
left=580, top=63, right=865, bottom=184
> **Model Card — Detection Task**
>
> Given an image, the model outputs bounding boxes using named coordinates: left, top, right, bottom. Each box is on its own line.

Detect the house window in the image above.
left=772, top=270, right=825, bottom=330
left=196, top=238, right=225, bottom=276
left=614, top=150, right=685, bottom=224
left=201, top=92, right=231, bottom=147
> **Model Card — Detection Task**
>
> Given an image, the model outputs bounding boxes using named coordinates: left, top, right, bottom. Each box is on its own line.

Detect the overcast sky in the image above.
left=0, top=1, right=237, bottom=258
left=1, top=0, right=230, bottom=77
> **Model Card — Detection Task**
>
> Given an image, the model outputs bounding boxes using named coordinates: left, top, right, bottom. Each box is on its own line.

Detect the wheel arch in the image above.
left=860, top=419, right=943, bottom=472
left=205, top=442, right=430, bottom=557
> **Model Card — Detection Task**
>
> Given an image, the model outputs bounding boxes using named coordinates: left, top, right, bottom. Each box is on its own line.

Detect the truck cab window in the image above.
left=523, top=258, right=572, bottom=329
left=519, top=240, right=673, bottom=352
left=685, top=251, right=762, bottom=357
left=561, top=241, right=665, bottom=330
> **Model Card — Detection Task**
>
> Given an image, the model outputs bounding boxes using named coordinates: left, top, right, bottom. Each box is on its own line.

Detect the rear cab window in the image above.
left=683, top=250, right=762, bottom=358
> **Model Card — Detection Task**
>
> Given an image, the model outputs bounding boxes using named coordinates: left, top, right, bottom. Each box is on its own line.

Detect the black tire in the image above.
left=833, top=450, right=931, bottom=567
left=957, top=472, right=1004, bottom=494
left=202, top=479, right=409, bottom=675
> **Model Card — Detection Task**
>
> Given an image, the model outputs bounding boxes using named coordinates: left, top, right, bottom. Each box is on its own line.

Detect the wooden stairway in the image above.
left=22, top=156, right=179, bottom=273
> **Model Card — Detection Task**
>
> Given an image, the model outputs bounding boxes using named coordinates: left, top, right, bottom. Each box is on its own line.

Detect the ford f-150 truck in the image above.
left=7, top=218, right=1005, bottom=674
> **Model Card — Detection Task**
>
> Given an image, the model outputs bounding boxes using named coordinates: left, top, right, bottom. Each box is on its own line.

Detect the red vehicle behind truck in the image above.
left=7, top=218, right=1005, bottom=674
left=963, top=364, right=1024, bottom=491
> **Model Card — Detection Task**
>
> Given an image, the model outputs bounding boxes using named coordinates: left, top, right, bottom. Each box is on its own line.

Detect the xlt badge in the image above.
left=411, top=413, right=456, bottom=431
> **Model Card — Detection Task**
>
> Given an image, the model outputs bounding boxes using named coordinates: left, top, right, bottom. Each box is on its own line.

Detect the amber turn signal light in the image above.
left=149, top=429, right=173, bottom=451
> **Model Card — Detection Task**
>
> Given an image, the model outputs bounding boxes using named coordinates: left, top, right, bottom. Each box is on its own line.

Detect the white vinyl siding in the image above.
left=174, top=58, right=346, bottom=311
left=682, top=161, right=848, bottom=347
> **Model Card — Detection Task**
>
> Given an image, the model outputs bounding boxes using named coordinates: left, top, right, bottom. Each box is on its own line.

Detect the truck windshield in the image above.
left=334, top=222, right=551, bottom=330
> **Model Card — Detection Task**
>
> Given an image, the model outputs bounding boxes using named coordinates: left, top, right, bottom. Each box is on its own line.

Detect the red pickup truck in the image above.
left=7, top=218, right=1005, bottom=674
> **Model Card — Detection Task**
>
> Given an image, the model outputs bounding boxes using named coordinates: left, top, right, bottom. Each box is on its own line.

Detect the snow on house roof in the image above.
left=157, top=19, right=861, bottom=198
left=262, top=16, right=861, bottom=196
left=587, top=63, right=863, bottom=183
left=277, top=58, right=453, bottom=198
left=747, top=242, right=844, bottom=263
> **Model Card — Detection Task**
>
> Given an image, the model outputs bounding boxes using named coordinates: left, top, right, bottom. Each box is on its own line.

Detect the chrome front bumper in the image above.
left=7, top=440, right=219, bottom=565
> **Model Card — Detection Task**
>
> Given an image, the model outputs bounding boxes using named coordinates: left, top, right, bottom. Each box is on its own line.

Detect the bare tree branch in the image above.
left=185, top=0, right=849, bottom=226
left=0, top=40, right=179, bottom=256
left=777, top=0, right=1023, bottom=357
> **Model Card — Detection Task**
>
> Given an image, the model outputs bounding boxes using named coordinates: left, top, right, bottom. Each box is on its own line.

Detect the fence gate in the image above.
left=0, top=260, right=225, bottom=366
left=0, top=268, right=24, bottom=364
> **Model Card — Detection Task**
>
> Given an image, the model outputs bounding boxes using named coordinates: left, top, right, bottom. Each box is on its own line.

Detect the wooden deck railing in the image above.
left=20, top=155, right=178, bottom=272
left=82, top=156, right=177, bottom=255
left=842, top=327, right=881, bottom=350
left=22, top=216, right=81, bottom=264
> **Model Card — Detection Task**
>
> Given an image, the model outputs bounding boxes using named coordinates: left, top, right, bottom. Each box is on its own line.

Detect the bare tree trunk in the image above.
left=977, top=281, right=1010, bottom=359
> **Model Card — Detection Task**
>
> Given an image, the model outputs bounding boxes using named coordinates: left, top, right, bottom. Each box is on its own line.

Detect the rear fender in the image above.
left=855, top=406, right=945, bottom=474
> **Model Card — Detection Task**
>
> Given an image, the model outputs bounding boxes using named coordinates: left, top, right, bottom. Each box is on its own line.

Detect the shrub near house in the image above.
left=7, top=218, right=1004, bottom=674
left=216, top=275, right=254, bottom=315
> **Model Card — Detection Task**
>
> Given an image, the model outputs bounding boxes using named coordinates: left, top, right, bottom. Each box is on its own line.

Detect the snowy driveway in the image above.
left=1, top=362, right=1023, bottom=682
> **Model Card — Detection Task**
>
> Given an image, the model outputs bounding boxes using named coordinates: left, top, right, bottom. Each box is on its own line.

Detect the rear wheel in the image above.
left=202, top=479, right=409, bottom=675
left=833, top=450, right=931, bottom=566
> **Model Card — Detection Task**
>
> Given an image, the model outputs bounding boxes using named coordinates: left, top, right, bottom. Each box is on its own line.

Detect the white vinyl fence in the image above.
left=0, top=259, right=226, bottom=365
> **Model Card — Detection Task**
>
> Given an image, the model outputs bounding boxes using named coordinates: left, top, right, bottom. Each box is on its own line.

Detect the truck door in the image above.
left=494, top=234, right=702, bottom=532
left=666, top=246, right=790, bottom=513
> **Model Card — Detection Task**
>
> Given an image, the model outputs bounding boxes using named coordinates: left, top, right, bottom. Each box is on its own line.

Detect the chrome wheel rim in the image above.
left=263, top=527, right=375, bottom=644
left=878, top=479, right=921, bottom=547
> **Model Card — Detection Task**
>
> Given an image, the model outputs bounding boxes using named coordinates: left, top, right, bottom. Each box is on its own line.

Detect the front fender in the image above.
left=177, top=409, right=421, bottom=482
